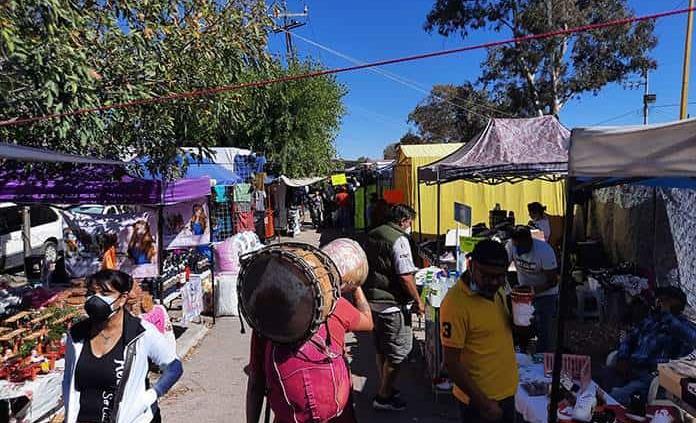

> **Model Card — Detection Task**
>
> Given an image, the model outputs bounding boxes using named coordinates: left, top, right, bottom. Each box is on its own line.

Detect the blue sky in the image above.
left=266, top=1, right=696, bottom=160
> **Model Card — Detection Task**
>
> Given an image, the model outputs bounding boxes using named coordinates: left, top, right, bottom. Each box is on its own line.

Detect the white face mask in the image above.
left=404, top=226, right=412, bottom=234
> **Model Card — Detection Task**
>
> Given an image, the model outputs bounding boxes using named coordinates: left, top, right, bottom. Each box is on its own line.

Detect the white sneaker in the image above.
left=651, top=409, right=673, bottom=423
left=572, top=385, right=597, bottom=422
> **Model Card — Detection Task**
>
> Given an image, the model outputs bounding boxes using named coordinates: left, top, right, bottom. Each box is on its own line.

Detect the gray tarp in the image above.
left=0, top=142, right=123, bottom=165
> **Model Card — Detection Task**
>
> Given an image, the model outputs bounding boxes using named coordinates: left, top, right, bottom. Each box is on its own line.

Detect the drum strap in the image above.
left=238, top=303, right=246, bottom=334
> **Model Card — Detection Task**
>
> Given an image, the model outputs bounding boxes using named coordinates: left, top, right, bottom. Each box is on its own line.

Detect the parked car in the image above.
left=68, top=204, right=130, bottom=215
left=0, top=203, right=64, bottom=271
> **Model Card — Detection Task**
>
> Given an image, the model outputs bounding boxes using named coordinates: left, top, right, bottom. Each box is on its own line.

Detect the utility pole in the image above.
left=270, top=0, right=308, bottom=59
left=680, top=0, right=695, bottom=119
left=642, top=70, right=656, bottom=125
left=625, top=69, right=655, bottom=125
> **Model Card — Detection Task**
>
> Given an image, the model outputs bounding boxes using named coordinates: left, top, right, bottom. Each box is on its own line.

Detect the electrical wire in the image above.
left=283, top=29, right=512, bottom=119
left=590, top=108, right=642, bottom=126
left=0, top=5, right=693, bottom=128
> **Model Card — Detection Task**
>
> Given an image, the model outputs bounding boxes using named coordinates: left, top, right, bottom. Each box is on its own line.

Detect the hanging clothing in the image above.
left=253, top=190, right=267, bottom=212
left=235, top=211, right=255, bottom=233
left=213, top=185, right=227, bottom=203
left=234, top=183, right=252, bottom=202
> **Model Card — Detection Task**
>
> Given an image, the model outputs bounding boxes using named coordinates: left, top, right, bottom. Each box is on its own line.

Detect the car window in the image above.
left=106, top=207, right=117, bottom=215
left=0, top=206, right=22, bottom=235
left=30, top=206, right=58, bottom=226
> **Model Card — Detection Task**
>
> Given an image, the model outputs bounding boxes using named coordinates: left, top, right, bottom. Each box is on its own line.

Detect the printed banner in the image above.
left=182, top=274, right=204, bottom=324
left=163, top=198, right=211, bottom=250
left=62, top=211, right=159, bottom=278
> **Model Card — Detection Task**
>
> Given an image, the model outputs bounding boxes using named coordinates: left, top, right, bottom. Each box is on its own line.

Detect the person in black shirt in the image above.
left=63, top=270, right=183, bottom=423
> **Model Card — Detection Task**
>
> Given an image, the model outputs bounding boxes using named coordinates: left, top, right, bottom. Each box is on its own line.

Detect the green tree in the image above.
left=403, top=82, right=511, bottom=144
left=0, top=0, right=344, bottom=178
left=227, top=60, right=346, bottom=178
left=425, top=0, right=657, bottom=116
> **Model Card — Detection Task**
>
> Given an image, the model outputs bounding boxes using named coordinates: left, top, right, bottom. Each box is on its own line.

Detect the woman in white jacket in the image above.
left=62, top=270, right=183, bottom=423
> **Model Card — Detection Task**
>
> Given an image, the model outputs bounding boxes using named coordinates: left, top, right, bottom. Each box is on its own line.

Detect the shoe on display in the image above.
left=572, top=385, right=597, bottom=422
left=372, top=395, right=407, bottom=412
left=650, top=409, right=674, bottom=423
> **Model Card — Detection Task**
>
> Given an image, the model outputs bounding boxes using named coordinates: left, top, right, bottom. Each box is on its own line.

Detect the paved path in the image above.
left=161, top=227, right=459, bottom=422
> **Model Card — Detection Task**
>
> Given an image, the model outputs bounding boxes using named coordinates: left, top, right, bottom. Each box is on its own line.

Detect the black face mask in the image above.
left=85, top=294, right=120, bottom=323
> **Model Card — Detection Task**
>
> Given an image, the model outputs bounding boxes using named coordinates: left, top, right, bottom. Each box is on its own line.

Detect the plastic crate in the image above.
left=543, top=353, right=591, bottom=388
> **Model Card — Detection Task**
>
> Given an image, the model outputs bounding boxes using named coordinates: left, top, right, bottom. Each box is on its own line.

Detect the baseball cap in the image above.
left=467, top=239, right=508, bottom=268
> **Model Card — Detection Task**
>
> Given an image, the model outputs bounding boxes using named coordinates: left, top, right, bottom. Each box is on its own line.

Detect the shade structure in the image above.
left=419, top=116, right=570, bottom=184
left=0, top=162, right=211, bottom=205
left=140, top=153, right=244, bottom=186
left=570, top=117, right=696, bottom=183
left=277, top=175, right=326, bottom=188
left=549, top=117, right=696, bottom=418
left=0, top=142, right=123, bottom=166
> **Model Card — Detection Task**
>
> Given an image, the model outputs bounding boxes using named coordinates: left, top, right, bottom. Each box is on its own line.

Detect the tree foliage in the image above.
left=0, top=0, right=344, bottom=177
left=224, top=61, right=346, bottom=178
left=425, top=0, right=657, bottom=116
left=402, top=82, right=512, bottom=144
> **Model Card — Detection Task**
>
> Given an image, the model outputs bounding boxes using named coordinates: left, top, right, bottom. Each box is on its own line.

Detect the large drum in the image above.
left=321, top=238, right=368, bottom=290
left=238, top=242, right=341, bottom=344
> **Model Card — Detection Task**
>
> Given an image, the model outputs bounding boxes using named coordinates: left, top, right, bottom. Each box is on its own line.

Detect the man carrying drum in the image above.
left=243, top=243, right=373, bottom=423
left=363, top=204, right=424, bottom=412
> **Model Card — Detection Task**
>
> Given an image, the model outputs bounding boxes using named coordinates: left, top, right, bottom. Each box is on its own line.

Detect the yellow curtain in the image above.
left=395, top=154, right=565, bottom=235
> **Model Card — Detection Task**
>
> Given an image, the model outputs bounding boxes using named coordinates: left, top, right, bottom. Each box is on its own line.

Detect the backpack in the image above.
left=264, top=323, right=351, bottom=423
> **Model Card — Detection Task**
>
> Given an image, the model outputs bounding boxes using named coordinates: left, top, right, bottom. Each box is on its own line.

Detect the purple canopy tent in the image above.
left=418, top=116, right=570, bottom=185
left=0, top=164, right=210, bottom=205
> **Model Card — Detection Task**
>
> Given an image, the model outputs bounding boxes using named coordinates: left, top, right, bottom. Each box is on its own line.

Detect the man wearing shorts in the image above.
left=364, top=204, right=424, bottom=412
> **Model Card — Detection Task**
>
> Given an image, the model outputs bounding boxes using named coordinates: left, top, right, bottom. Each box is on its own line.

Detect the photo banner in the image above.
left=163, top=198, right=211, bottom=250
left=61, top=211, right=159, bottom=278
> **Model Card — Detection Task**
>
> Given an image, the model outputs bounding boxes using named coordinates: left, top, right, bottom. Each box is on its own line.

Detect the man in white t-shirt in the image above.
left=506, top=226, right=559, bottom=353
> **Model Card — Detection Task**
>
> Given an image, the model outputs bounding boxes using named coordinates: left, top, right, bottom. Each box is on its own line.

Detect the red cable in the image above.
left=1, top=6, right=692, bottom=128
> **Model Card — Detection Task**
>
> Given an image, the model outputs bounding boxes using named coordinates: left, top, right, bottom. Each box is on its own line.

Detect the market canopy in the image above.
left=0, top=142, right=124, bottom=166
left=418, top=116, right=570, bottom=184
left=0, top=161, right=211, bottom=205
left=277, top=175, right=325, bottom=188
left=569, top=117, right=696, bottom=188
left=139, top=153, right=244, bottom=186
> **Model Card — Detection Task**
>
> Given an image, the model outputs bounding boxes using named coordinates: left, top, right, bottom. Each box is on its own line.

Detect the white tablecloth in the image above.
left=515, top=354, right=617, bottom=423
left=0, top=360, right=64, bottom=422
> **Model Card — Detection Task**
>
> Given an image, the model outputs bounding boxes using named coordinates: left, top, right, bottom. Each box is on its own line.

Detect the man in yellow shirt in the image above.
left=440, top=239, right=519, bottom=422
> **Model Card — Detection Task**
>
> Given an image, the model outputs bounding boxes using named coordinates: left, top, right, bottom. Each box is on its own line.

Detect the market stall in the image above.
left=417, top=116, right=568, bottom=245
left=269, top=175, right=325, bottom=236
left=548, top=118, right=696, bottom=421
left=0, top=148, right=213, bottom=422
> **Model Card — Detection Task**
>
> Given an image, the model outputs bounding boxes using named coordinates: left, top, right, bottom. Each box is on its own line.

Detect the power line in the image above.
left=284, top=29, right=512, bottom=119
left=591, top=108, right=642, bottom=126
left=1, top=5, right=693, bottom=128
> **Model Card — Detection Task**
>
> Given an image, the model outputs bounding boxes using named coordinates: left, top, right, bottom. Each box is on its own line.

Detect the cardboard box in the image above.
left=659, top=363, right=696, bottom=408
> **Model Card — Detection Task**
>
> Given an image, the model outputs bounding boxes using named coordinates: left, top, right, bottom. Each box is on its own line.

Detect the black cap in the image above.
left=511, top=225, right=532, bottom=241
left=467, top=239, right=508, bottom=268
left=655, top=286, right=689, bottom=312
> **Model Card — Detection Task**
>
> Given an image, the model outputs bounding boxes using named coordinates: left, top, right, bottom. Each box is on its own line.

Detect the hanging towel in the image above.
left=234, top=183, right=252, bottom=202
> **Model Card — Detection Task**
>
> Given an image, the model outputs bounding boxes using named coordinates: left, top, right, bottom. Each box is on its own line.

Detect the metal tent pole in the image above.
left=436, top=169, right=441, bottom=262
left=207, top=193, right=216, bottom=325
left=417, top=168, right=423, bottom=243
left=548, top=177, right=577, bottom=423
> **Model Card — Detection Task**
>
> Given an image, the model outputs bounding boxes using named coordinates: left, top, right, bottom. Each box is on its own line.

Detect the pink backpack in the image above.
left=264, top=324, right=351, bottom=423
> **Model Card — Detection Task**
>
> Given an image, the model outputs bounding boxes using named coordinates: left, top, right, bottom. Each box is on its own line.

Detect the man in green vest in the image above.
left=364, top=204, right=424, bottom=412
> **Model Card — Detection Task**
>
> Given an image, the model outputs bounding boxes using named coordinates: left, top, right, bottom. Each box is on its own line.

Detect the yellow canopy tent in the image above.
left=397, top=117, right=568, bottom=239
